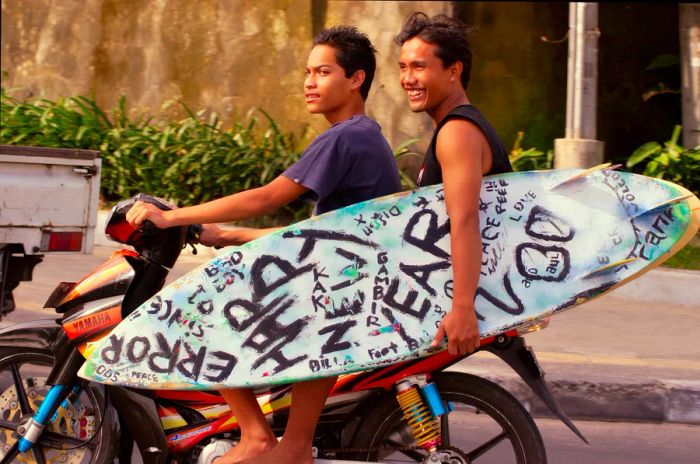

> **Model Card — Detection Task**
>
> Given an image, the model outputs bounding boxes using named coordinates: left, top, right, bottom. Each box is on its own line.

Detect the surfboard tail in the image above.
left=589, top=179, right=700, bottom=292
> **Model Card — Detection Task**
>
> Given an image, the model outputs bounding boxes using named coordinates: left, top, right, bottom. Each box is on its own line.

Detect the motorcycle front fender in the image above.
left=0, top=319, right=61, bottom=353
left=107, top=386, right=168, bottom=464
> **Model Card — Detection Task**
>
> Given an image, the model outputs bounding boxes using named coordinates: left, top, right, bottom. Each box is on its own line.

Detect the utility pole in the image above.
left=554, top=2, right=605, bottom=168
left=680, top=3, right=700, bottom=149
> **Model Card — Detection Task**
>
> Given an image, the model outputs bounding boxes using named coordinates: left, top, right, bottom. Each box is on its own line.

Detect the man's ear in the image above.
left=351, top=69, right=366, bottom=90
left=449, top=61, right=463, bottom=83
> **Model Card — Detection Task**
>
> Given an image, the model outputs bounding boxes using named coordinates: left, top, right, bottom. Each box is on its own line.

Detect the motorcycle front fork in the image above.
left=14, top=341, right=86, bottom=455
left=17, top=384, right=82, bottom=452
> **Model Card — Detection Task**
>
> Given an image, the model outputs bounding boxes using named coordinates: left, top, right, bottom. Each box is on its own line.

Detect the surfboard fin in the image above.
left=582, top=257, right=639, bottom=279
left=631, top=194, right=694, bottom=220
left=550, top=163, right=622, bottom=191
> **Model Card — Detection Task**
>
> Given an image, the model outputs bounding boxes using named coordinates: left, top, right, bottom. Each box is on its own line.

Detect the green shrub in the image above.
left=509, top=131, right=554, bottom=171
left=626, top=125, right=700, bottom=196
left=392, top=137, right=421, bottom=190
left=1, top=88, right=313, bottom=224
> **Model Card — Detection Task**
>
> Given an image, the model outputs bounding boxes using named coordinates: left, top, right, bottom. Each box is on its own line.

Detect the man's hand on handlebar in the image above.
left=126, top=201, right=173, bottom=229
left=198, top=224, right=226, bottom=248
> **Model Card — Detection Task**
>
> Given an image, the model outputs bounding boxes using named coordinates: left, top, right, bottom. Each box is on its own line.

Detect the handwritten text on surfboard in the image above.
left=89, top=172, right=687, bottom=386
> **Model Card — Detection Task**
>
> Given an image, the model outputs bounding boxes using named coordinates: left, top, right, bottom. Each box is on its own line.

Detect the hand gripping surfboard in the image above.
left=78, top=167, right=700, bottom=389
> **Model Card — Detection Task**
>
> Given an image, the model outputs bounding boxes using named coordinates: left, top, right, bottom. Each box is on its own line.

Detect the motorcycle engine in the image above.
left=195, top=438, right=236, bottom=464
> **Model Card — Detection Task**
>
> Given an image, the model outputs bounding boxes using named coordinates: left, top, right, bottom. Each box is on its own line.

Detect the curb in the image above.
left=451, top=360, right=700, bottom=425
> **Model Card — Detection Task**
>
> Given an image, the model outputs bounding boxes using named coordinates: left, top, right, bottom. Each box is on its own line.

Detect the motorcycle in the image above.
left=0, top=194, right=586, bottom=464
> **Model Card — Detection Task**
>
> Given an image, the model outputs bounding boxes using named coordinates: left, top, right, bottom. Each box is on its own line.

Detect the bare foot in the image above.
left=238, top=439, right=312, bottom=464
left=214, top=435, right=277, bottom=464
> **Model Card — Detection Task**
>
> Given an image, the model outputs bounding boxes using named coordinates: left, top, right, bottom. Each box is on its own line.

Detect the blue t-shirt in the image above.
left=283, top=115, right=401, bottom=215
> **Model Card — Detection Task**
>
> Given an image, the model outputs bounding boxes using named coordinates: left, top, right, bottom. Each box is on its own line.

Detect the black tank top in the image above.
left=416, top=105, right=512, bottom=187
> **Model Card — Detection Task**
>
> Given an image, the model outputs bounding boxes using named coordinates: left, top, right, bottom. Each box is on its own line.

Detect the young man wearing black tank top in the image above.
left=396, top=12, right=513, bottom=356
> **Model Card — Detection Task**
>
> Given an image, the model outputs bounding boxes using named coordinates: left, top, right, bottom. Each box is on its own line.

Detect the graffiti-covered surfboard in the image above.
left=78, top=166, right=700, bottom=389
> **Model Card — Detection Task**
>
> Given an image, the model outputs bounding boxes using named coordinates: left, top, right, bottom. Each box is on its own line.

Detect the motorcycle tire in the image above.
left=0, top=349, right=117, bottom=464
left=346, top=371, right=547, bottom=464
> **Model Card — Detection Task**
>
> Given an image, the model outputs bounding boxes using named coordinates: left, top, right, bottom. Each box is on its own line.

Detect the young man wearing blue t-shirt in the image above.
left=127, top=26, right=401, bottom=464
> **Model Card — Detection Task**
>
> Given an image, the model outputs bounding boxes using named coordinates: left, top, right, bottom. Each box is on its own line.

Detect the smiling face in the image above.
left=304, top=44, right=358, bottom=122
left=399, top=37, right=462, bottom=119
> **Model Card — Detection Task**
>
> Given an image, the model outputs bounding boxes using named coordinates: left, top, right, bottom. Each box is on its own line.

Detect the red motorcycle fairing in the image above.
left=44, top=249, right=137, bottom=311
left=158, top=385, right=297, bottom=452
left=156, top=390, right=232, bottom=432
left=61, top=296, right=123, bottom=343
left=42, top=250, right=139, bottom=344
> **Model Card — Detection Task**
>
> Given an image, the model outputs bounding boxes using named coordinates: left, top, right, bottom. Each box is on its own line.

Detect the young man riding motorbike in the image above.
left=125, top=25, right=401, bottom=464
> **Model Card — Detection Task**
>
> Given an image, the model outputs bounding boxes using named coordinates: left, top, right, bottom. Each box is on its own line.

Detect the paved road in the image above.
left=536, top=419, right=699, bottom=464
left=124, top=419, right=698, bottom=463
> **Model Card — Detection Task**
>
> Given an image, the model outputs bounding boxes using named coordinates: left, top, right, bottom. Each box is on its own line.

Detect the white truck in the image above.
left=0, top=144, right=101, bottom=316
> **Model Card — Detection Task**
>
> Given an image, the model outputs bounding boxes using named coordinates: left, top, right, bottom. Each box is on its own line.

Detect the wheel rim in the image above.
left=363, top=388, right=531, bottom=463
left=0, top=352, right=103, bottom=464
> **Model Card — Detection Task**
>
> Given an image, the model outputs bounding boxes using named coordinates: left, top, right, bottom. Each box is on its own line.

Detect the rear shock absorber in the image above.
left=395, top=378, right=443, bottom=453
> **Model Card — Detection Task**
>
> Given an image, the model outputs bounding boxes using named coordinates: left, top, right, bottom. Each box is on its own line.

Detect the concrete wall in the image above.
left=1, top=0, right=447, bottom=150
left=2, top=0, right=318, bottom=132
left=1, top=1, right=683, bottom=163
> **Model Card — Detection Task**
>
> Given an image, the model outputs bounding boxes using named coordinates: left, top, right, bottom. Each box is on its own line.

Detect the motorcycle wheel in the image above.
left=346, top=372, right=547, bottom=464
left=0, top=349, right=116, bottom=464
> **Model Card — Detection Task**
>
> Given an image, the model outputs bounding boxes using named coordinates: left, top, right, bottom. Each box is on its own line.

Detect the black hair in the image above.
left=313, top=25, right=377, bottom=100
left=395, top=12, right=473, bottom=89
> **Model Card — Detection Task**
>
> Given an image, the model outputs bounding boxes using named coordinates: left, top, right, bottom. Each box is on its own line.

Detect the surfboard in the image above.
left=78, top=167, right=700, bottom=390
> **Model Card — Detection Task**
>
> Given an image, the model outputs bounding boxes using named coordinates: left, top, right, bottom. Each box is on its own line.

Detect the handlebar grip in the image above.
left=187, top=224, right=202, bottom=243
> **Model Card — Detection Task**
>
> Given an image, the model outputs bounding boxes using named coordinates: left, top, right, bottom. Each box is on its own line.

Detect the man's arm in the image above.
left=431, top=118, right=487, bottom=355
left=126, top=175, right=309, bottom=228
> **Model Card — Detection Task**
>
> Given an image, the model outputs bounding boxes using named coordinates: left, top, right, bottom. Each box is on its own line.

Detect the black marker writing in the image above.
left=403, top=209, right=450, bottom=260
left=319, top=320, right=358, bottom=354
